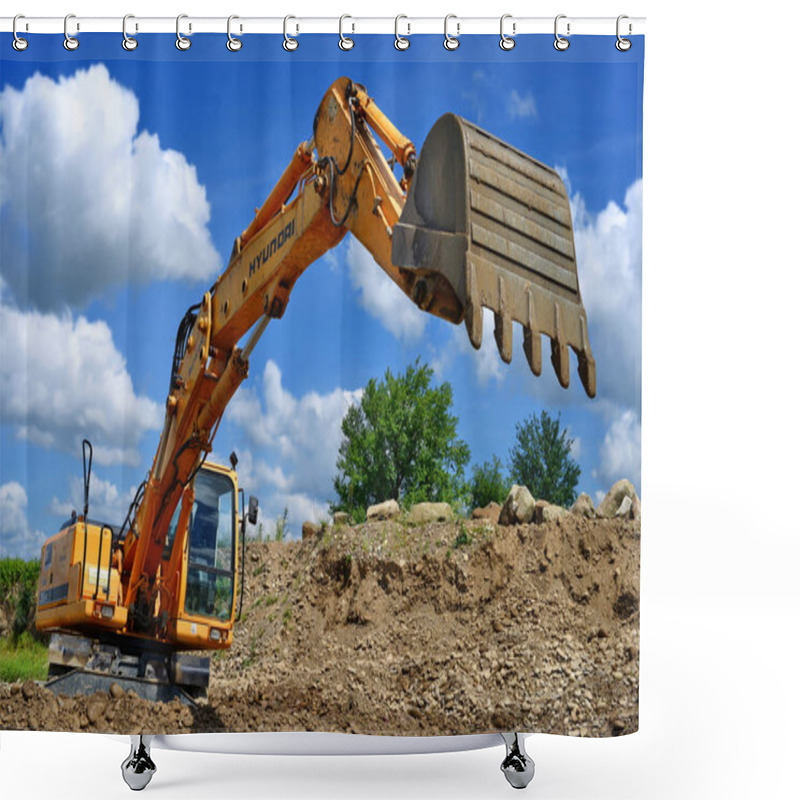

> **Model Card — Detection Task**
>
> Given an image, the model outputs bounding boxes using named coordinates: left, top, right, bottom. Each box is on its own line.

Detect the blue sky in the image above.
left=0, top=34, right=643, bottom=557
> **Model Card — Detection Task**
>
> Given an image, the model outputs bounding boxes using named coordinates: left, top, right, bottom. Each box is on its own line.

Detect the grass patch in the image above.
left=454, top=522, right=472, bottom=549
left=0, top=632, right=48, bottom=683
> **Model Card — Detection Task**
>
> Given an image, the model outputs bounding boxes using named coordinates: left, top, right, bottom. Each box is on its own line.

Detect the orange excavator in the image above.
left=34, top=77, right=595, bottom=704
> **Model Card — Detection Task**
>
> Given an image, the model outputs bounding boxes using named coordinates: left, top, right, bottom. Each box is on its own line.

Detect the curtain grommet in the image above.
left=122, top=14, right=138, bottom=51
left=227, top=15, right=243, bottom=51
left=176, top=14, right=191, bottom=51
left=394, top=15, right=410, bottom=51
left=283, top=15, right=299, bottom=51
left=554, top=14, right=570, bottom=51
left=12, top=15, right=29, bottom=51
left=64, top=14, right=79, bottom=51
left=444, top=14, right=460, bottom=51
left=500, top=14, right=516, bottom=51
left=339, top=15, right=354, bottom=51
left=616, top=15, right=632, bottom=51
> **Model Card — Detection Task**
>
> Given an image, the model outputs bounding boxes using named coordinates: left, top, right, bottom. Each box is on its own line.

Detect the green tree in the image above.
left=333, top=360, right=470, bottom=518
left=509, top=410, right=580, bottom=507
left=469, top=455, right=510, bottom=510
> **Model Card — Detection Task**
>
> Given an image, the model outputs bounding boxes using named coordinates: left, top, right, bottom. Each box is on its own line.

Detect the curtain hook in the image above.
left=339, top=15, right=354, bottom=51
left=12, top=15, right=29, bottom=51
left=616, top=15, right=632, bottom=51
left=283, top=15, right=298, bottom=51
left=500, top=14, right=515, bottom=51
left=554, top=14, right=570, bottom=51
left=176, top=14, right=191, bottom=50
left=444, top=14, right=460, bottom=51
left=227, top=15, right=242, bottom=51
left=394, top=15, right=410, bottom=51
left=122, top=15, right=138, bottom=51
left=64, top=13, right=79, bottom=51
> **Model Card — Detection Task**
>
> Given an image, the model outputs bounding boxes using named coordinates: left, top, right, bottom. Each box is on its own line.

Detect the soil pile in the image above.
left=0, top=513, right=639, bottom=736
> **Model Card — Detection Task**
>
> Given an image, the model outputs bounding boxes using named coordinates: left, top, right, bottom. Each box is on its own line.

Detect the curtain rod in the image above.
left=1, top=16, right=646, bottom=37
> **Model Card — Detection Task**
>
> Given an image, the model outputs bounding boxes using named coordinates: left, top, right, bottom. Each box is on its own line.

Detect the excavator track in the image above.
left=44, top=631, right=208, bottom=707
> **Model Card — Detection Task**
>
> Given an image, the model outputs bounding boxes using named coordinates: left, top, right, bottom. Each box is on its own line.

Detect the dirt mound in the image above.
left=0, top=514, right=639, bottom=737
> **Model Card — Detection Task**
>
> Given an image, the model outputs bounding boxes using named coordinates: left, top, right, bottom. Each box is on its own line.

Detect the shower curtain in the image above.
left=0, top=28, right=643, bottom=739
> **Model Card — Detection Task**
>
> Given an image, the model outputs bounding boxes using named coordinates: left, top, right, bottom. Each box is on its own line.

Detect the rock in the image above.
left=570, top=493, right=595, bottom=518
left=542, top=505, right=567, bottom=523
left=302, top=521, right=322, bottom=541
left=472, top=502, right=501, bottom=524
left=615, top=496, right=633, bottom=518
left=22, top=681, right=36, bottom=700
left=86, top=696, right=107, bottom=724
left=597, top=479, right=640, bottom=520
left=366, top=499, right=401, bottom=521
left=333, top=511, right=350, bottom=526
left=406, top=502, right=454, bottom=525
left=109, top=682, right=124, bottom=699
left=499, top=485, right=535, bottom=525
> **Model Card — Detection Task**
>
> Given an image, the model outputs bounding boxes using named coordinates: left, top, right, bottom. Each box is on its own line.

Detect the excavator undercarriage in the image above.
left=45, top=631, right=208, bottom=706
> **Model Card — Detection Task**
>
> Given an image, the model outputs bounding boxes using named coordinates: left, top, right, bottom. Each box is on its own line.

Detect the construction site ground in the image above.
left=0, top=513, right=640, bottom=737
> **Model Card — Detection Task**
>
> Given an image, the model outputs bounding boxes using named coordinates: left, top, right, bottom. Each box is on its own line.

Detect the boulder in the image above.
left=302, top=521, right=322, bottom=541
left=597, top=479, right=640, bottom=520
left=499, top=485, right=536, bottom=525
left=406, top=502, right=455, bottom=525
left=472, top=501, right=501, bottom=524
left=541, top=504, right=568, bottom=523
left=333, top=511, right=351, bottom=526
left=570, top=492, right=595, bottom=518
left=366, top=499, right=401, bottom=521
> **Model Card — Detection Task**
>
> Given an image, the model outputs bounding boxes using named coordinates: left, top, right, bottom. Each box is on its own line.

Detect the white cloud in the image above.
left=571, top=178, right=643, bottom=407
left=0, top=298, right=160, bottom=466
left=0, top=64, right=220, bottom=310
left=345, top=237, right=426, bottom=343
left=508, top=89, right=537, bottom=120
left=227, top=360, right=362, bottom=534
left=459, top=313, right=506, bottom=386
left=49, top=473, right=138, bottom=527
left=0, top=482, right=46, bottom=558
left=594, top=406, right=641, bottom=491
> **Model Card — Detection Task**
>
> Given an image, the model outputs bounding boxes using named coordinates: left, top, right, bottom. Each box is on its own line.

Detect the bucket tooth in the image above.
left=493, top=275, right=513, bottom=363
left=494, top=311, right=512, bottom=363
left=577, top=316, right=597, bottom=398
left=390, top=112, right=597, bottom=396
left=465, top=261, right=483, bottom=349
left=550, top=303, right=571, bottom=389
left=466, top=303, right=483, bottom=349
left=522, top=288, right=542, bottom=376
left=524, top=327, right=542, bottom=376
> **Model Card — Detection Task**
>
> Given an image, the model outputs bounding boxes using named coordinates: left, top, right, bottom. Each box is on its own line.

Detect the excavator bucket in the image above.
left=391, top=114, right=596, bottom=398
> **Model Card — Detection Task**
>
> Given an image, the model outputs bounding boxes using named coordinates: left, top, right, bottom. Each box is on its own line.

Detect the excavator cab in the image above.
left=164, top=462, right=242, bottom=648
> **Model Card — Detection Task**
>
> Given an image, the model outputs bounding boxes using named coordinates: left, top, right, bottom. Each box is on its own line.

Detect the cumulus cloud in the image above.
left=0, top=297, right=160, bottom=466
left=0, top=482, right=46, bottom=558
left=508, top=89, right=537, bottom=120
left=49, top=473, right=137, bottom=526
left=458, top=314, right=506, bottom=386
left=345, top=237, right=426, bottom=343
left=594, top=406, right=641, bottom=492
left=0, top=64, right=220, bottom=310
left=571, top=178, right=643, bottom=408
left=227, top=360, right=362, bottom=535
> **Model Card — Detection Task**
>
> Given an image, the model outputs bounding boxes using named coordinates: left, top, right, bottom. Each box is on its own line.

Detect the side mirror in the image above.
left=247, top=496, right=259, bottom=526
